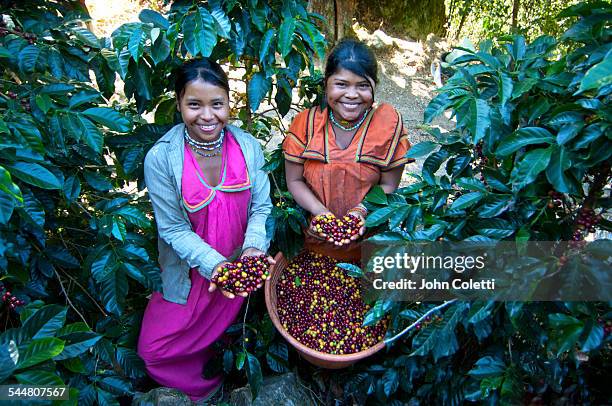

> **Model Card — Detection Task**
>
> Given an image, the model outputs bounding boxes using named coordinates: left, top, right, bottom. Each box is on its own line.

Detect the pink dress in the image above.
left=138, top=131, right=251, bottom=401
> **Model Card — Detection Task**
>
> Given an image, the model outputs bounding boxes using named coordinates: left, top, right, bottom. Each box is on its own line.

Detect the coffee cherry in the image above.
left=276, top=251, right=387, bottom=355
left=211, top=254, right=271, bottom=295
left=311, top=213, right=363, bottom=245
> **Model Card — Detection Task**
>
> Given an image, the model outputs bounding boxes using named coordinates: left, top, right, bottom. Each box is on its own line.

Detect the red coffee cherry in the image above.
left=212, top=254, right=271, bottom=295
left=311, top=213, right=363, bottom=245
left=277, top=251, right=387, bottom=355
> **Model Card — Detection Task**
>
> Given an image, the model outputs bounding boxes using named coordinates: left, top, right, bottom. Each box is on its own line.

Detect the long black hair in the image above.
left=173, top=58, right=230, bottom=99
left=324, top=38, right=378, bottom=88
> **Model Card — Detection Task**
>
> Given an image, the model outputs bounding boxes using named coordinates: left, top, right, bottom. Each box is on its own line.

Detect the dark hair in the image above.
left=324, top=38, right=378, bottom=88
left=174, top=58, right=230, bottom=99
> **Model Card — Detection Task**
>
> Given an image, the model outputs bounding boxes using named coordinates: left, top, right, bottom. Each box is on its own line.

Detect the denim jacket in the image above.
left=144, top=123, right=272, bottom=304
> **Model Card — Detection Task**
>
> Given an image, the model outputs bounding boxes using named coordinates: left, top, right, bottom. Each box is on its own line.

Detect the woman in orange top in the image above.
left=283, top=38, right=412, bottom=261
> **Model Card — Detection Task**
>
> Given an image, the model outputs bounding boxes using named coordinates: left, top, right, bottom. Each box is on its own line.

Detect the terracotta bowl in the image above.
left=264, top=252, right=386, bottom=369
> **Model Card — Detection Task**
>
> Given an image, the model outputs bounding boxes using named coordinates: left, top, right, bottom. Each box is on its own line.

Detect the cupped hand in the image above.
left=309, top=210, right=334, bottom=240
left=208, top=262, right=245, bottom=299
left=240, top=248, right=277, bottom=266
left=347, top=211, right=366, bottom=242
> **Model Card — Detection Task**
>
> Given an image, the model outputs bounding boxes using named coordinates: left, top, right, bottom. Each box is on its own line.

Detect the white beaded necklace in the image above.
left=184, top=128, right=224, bottom=157
left=329, top=108, right=370, bottom=131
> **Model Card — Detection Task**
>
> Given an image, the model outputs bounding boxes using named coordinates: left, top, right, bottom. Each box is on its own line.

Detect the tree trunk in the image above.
left=511, top=0, right=520, bottom=31
left=309, top=0, right=355, bottom=44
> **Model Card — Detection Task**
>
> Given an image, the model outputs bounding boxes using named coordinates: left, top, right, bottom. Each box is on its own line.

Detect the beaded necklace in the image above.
left=184, top=128, right=224, bottom=157
left=329, top=108, right=370, bottom=131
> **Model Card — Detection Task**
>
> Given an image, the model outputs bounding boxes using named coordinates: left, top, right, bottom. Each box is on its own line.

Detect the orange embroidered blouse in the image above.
left=282, top=103, right=413, bottom=260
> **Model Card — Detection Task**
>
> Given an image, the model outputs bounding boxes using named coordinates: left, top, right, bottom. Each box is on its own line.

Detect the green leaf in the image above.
left=495, top=127, right=555, bottom=157
left=116, top=347, right=146, bottom=379
left=278, top=17, right=296, bottom=58
left=248, top=72, right=271, bottom=112
left=548, top=314, right=584, bottom=356
left=71, top=26, right=100, bottom=48
left=511, top=77, right=538, bottom=99
left=474, top=218, right=515, bottom=239
left=15, top=370, right=64, bottom=385
left=0, top=341, right=18, bottom=382
left=77, top=115, right=104, bottom=153
left=112, top=206, right=151, bottom=228
left=54, top=332, right=103, bottom=360
left=19, top=187, right=44, bottom=227
left=83, top=107, right=132, bottom=132
left=84, top=171, right=113, bottom=191
left=498, top=72, right=513, bottom=106
left=511, top=147, right=553, bottom=192
left=223, top=349, right=234, bottom=373
left=364, top=185, right=387, bottom=205
left=266, top=342, right=289, bottom=373
left=365, top=206, right=396, bottom=227
left=389, top=205, right=412, bottom=229
left=22, top=305, right=67, bottom=339
left=91, top=251, right=114, bottom=282
left=99, top=376, right=133, bottom=396
left=18, top=45, right=46, bottom=73
left=581, top=323, right=604, bottom=352
left=259, top=29, right=276, bottom=65
left=382, top=368, right=399, bottom=397
left=423, top=149, right=449, bottom=185
left=128, top=27, right=144, bottom=62
left=97, top=388, right=119, bottom=406
left=451, top=192, right=483, bottom=210
left=578, top=50, right=611, bottom=92
left=556, top=123, right=584, bottom=145
left=337, top=263, right=363, bottom=278
left=16, top=337, right=64, bottom=370
left=182, top=13, right=199, bottom=55
left=35, top=94, right=52, bottom=114
left=100, top=268, right=128, bottom=315
left=294, top=276, right=302, bottom=287
left=405, top=141, right=437, bottom=159
left=196, top=7, right=217, bottom=57
left=63, top=175, right=81, bottom=203
left=0, top=166, right=22, bottom=202
left=68, top=91, right=102, bottom=109
left=469, top=98, right=491, bottom=143
left=479, top=196, right=512, bottom=218
left=545, top=146, right=576, bottom=194
left=139, top=9, right=169, bottom=29
left=468, top=356, right=506, bottom=378
left=5, top=162, right=61, bottom=190
left=151, top=33, right=171, bottom=65
left=0, top=192, right=15, bottom=224
left=455, top=177, right=487, bottom=192
left=235, top=351, right=246, bottom=370
left=246, top=352, right=263, bottom=399
left=424, top=93, right=452, bottom=123
left=210, top=5, right=231, bottom=39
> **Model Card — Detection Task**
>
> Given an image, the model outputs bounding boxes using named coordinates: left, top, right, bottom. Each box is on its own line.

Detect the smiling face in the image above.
left=325, top=68, right=374, bottom=123
left=178, top=79, right=230, bottom=142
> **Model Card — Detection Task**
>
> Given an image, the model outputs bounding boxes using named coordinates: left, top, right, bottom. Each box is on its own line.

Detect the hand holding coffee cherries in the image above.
left=209, top=252, right=275, bottom=299
left=310, top=211, right=365, bottom=246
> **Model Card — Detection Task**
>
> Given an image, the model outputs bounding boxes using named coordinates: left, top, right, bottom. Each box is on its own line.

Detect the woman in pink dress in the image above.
left=138, top=58, right=274, bottom=401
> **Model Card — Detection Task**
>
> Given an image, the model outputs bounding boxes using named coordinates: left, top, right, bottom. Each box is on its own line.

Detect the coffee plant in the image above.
left=331, top=2, right=611, bottom=404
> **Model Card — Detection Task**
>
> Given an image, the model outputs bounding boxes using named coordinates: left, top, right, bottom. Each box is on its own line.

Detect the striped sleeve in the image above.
left=382, top=128, right=414, bottom=171
left=282, top=110, right=309, bottom=164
